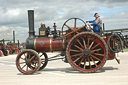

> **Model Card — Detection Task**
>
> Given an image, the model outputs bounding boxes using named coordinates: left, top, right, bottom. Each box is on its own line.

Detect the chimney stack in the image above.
left=28, top=10, right=35, bottom=38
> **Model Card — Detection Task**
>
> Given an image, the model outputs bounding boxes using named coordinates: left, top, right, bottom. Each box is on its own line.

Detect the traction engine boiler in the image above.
left=26, top=11, right=65, bottom=52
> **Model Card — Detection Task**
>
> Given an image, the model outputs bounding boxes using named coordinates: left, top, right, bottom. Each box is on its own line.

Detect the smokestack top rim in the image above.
left=28, top=10, right=34, bottom=12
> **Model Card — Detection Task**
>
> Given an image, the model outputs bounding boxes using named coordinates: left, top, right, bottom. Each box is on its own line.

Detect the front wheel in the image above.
left=16, top=49, right=41, bottom=74
left=39, top=52, right=48, bottom=71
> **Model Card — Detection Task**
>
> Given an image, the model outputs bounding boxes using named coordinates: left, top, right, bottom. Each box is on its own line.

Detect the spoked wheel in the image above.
left=107, top=34, right=123, bottom=53
left=16, top=49, right=41, bottom=74
left=62, top=18, right=86, bottom=41
left=66, top=32, right=108, bottom=73
left=124, top=35, right=128, bottom=48
left=2, top=47, right=9, bottom=56
left=8, top=48, right=12, bottom=54
left=0, top=50, right=3, bottom=56
left=3, top=50, right=9, bottom=56
left=125, top=40, right=128, bottom=48
left=39, top=52, right=48, bottom=71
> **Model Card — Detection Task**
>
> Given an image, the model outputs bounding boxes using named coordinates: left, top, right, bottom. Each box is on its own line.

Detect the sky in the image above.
left=0, top=0, right=128, bottom=42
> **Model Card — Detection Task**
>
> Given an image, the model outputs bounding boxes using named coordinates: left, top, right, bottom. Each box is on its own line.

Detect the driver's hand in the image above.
left=88, top=24, right=91, bottom=26
left=86, top=21, right=89, bottom=23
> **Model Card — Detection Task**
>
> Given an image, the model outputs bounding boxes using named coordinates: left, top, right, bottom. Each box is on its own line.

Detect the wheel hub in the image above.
left=26, top=60, right=31, bottom=65
left=83, top=49, right=91, bottom=57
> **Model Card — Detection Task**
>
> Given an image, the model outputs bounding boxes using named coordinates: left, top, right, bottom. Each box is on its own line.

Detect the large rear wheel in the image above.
left=66, top=32, right=108, bottom=73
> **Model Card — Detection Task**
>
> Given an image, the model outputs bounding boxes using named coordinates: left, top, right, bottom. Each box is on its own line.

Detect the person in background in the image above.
left=86, top=13, right=102, bottom=33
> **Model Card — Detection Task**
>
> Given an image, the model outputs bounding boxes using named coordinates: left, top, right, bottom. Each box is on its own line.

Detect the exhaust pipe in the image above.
left=17, top=40, right=20, bottom=50
left=26, top=10, right=35, bottom=49
left=28, top=10, right=35, bottom=38
left=13, top=31, right=15, bottom=43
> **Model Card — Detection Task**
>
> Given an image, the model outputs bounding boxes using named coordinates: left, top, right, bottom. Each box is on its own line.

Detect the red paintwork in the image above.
left=7, top=45, right=15, bottom=54
left=0, top=50, right=3, bottom=56
left=35, top=37, right=66, bottom=52
left=35, top=32, right=115, bottom=60
left=0, top=39, right=21, bottom=55
left=7, top=44, right=20, bottom=54
left=15, top=48, right=20, bottom=54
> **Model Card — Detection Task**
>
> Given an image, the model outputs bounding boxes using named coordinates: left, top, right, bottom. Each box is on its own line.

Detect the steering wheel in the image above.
left=62, top=18, right=86, bottom=39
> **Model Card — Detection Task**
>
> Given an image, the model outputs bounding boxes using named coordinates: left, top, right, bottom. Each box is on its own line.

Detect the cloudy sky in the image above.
left=0, top=0, right=128, bottom=42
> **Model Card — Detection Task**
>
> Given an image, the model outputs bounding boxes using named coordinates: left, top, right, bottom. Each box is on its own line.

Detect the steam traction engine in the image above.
left=16, top=10, right=126, bottom=74
left=6, top=40, right=21, bottom=54
left=0, top=39, right=9, bottom=56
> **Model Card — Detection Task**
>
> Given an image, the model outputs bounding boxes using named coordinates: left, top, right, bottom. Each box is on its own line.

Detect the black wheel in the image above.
left=39, top=52, right=48, bottom=71
left=2, top=46, right=9, bottom=56
left=107, top=34, right=123, bottom=53
left=16, top=49, right=41, bottom=74
left=124, top=35, right=128, bottom=48
left=3, top=50, right=9, bottom=56
left=125, top=41, right=128, bottom=48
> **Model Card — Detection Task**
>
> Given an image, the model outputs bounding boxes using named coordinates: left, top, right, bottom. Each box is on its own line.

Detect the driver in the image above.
left=86, top=13, right=102, bottom=33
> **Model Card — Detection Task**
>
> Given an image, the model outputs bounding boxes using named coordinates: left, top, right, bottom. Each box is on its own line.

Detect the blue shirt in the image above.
left=89, top=17, right=102, bottom=32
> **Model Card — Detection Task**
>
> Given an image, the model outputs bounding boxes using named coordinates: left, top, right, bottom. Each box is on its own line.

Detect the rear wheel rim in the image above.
left=66, top=32, right=108, bottom=73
